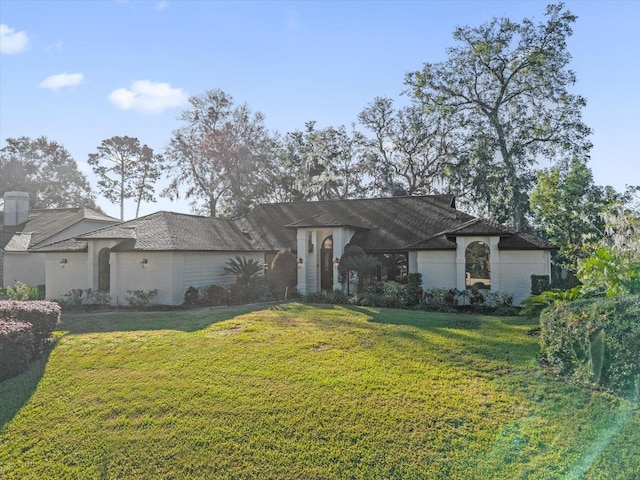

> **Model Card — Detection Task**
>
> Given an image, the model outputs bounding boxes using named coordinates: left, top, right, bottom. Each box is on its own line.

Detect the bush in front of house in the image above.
left=0, top=320, right=36, bottom=381
left=125, top=289, right=158, bottom=308
left=540, top=295, right=640, bottom=400
left=0, top=300, right=61, bottom=353
left=58, top=289, right=111, bottom=310
left=0, top=300, right=61, bottom=381
left=5, top=281, right=41, bottom=301
left=269, top=250, right=298, bottom=300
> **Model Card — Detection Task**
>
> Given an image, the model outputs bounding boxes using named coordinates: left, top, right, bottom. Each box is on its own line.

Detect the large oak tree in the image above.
left=163, top=89, right=277, bottom=217
left=406, top=3, right=591, bottom=229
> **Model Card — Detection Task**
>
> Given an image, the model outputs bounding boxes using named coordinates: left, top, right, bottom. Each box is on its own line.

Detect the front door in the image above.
left=320, top=235, right=333, bottom=291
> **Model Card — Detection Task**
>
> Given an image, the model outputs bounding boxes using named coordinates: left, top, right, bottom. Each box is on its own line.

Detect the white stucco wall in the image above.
left=108, top=250, right=266, bottom=306
left=3, top=252, right=45, bottom=288
left=44, top=252, right=89, bottom=300
left=416, top=250, right=457, bottom=291
left=498, top=250, right=550, bottom=305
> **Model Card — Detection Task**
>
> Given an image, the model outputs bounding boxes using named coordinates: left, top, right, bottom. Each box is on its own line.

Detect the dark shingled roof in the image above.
left=1, top=207, right=117, bottom=251
left=76, top=211, right=256, bottom=251
left=29, top=195, right=555, bottom=254
left=236, top=195, right=472, bottom=252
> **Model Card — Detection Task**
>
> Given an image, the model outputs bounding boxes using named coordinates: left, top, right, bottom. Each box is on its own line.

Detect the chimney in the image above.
left=3, top=192, right=30, bottom=227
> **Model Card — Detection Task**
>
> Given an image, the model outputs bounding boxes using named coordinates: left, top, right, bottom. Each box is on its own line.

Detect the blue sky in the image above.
left=1, top=0, right=638, bottom=220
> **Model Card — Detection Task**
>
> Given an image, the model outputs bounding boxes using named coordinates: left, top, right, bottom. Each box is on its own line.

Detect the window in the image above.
left=375, top=252, right=408, bottom=282
left=98, top=248, right=110, bottom=292
left=465, top=241, right=490, bottom=290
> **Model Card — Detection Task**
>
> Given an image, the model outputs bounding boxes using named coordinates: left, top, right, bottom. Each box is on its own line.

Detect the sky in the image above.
left=1, top=0, right=638, bottom=220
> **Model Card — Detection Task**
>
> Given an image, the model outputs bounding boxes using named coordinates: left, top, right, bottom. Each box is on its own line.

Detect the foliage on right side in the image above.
left=539, top=296, right=640, bottom=401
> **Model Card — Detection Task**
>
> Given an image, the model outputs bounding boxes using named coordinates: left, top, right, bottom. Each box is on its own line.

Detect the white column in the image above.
left=455, top=237, right=466, bottom=291
left=296, top=229, right=307, bottom=295
left=489, top=236, right=500, bottom=292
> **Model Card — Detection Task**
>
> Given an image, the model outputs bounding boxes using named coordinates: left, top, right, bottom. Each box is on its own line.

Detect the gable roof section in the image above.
left=237, top=195, right=472, bottom=252
left=0, top=207, right=117, bottom=252
left=76, top=211, right=255, bottom=251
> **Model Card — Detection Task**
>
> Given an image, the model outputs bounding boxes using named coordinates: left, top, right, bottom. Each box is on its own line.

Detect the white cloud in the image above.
left=0, top=24, right=29, bottom=55
left=108, top=80, right=188, bottom=114
left=39, top=72, right=84, bottom=90
left=155, top=1, right=168, bottom=11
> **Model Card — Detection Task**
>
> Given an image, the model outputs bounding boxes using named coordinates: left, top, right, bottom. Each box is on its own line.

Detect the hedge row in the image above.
left=540, top=296, right=640, bottom=400
left=0, top=300, right=61, bottom=382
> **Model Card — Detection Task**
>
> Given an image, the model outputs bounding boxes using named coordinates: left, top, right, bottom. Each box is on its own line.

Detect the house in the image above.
left=0, top=192, right=119, bottom=291
left=31, top=194, right=554, bottom=306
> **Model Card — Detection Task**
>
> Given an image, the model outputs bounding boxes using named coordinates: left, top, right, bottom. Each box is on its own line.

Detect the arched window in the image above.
left=465, top=241, right=490, bottom=290
left=98, top=248, right=110, bottom=292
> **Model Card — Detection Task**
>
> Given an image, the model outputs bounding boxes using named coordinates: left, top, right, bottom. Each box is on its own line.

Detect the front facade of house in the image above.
left=0, top=192, right=119, bottom=290
left=27, top=194, right=554, bottom=306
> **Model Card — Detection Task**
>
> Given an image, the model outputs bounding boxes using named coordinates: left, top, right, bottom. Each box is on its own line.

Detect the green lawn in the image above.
left=1, top=304, right=638, bottom=479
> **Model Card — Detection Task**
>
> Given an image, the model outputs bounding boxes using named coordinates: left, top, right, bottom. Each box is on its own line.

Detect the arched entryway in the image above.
left=320, top=235, right=333, bottom=291
left=465, top=241, right=491, bottom=289
left=98, top=248, right=110, bottom=292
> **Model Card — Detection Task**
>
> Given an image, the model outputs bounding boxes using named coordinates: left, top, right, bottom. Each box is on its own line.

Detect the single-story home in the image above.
left=0, top=192, right=119, bottom=290
left=26, top=193, right=554, bottom=306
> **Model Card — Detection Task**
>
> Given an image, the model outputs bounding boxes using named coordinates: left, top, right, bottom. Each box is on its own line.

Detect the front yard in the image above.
left=1, top=304, right=638, bottom=479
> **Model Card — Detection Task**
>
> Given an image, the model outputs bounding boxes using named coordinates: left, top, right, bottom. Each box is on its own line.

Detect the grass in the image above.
left=1, top=303, right=638, bottom=479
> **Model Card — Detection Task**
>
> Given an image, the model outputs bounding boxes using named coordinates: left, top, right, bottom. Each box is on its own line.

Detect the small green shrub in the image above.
left=184, top=286, right=200, bottom=307
left=200, top=284, right=231, bottom=306
left=303, top=290, right=349, bottom=305
left=125, top=289, right=158, bottom=308
left=540, top=295, right=640, bottom=399
left=58, top=289, right=111, bottom=309
left=5, top=281, right=40, bottom=301
left=521, top=286, right=582, bottom=319
left=530, top=275, right=550, bottom=295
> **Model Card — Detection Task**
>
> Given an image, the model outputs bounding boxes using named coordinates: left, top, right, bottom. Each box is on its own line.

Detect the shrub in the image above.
left=521, top=286, right=582, bottom=319
left=0, top=320, right=36, bottom=382
left=200, top=284, right=231, bottom=307
left=303, top=290, right=349, bottom=305
left=58, top=289, right=111, bottom=309
left=530, top=275, right=550, bottom=295
left=184, top=286, right=200, bottom=307
left=269, top=250, right=297, bottom=299
left=224, top=256, right=266, bottom=287
left=125, top=289, right=158, bottom=308
left=0, top=300, right=61, bottom=354
left=540, top=296, right=640, bottom=399
left=5, top=281, right=40, bottom=301
left=406, top=273, right=423, bottom=307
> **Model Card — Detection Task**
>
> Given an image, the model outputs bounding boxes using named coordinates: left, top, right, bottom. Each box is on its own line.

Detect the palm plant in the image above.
left=223, top=256, right=266, bottom=287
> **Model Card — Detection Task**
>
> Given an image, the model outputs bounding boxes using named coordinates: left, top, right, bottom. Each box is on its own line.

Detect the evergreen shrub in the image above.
left=540, top=295, right=640, bottom=400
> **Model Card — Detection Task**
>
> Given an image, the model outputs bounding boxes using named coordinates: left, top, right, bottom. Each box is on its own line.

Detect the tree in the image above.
left=406, top=3, right=591, bottom=229
left=338, top=245, right=380, bottom=294
left=0, top=136, right=95, bottom=209
left=88, top=136, right=163, bottom=220
left=358, top=97, right=452, bottom=197
left=163, top=89, right=277, bottom=217
left=529, top=157, right=611, bottom=271
left=576, top=189, right=640, bottom=297
left=271, top=122, right=370, bottom=202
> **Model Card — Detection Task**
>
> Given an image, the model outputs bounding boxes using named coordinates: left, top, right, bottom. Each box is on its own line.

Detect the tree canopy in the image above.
left=406, top=3, right=591, bottom=229
left=163, top=89, right=277, bottom=217
left=88, top=136, right=163, bottom=220
left=0, top=136, right=95, bottom=209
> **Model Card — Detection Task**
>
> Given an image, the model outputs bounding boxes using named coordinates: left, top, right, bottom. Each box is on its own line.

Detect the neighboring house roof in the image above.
left=0, top=207, right=118, bottom=252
